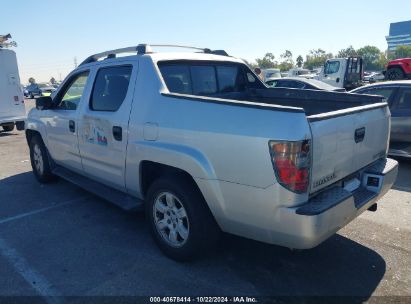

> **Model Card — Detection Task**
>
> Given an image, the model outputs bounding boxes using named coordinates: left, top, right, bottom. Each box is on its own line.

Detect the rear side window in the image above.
left=159, top=65, right=191, bottom=94
left=90, top=65, right=132, bottom=111
left=357, top=87, right=395, bottom=103
left=159, top=61, right=259, bottom=96
left=191, top=66, right=217, bottom=95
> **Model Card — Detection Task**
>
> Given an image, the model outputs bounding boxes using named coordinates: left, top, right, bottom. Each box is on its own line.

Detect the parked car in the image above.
left=26, top=83, right=56, bottom=98
left=0, top=39, right=25, bottom=132
left=266, top=77, right=346, bottom=92
left=26, top=44, right=398, bottom=260
left=352, top=80, right=411, bottom=158
left=364, top=72, right=385, bottom=83
left=385, top=58, right=411, bottom=80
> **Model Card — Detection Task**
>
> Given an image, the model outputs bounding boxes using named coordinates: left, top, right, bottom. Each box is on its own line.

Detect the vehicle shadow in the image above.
left=392, top=157, right=411, bottom=192
left=205, top=233, right=386, bottom=299
left=0, top=131, right=18, bottom=138
left=0, top=172, right=386, bottom=299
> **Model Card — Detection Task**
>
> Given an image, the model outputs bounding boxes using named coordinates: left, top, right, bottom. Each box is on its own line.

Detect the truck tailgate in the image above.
left=308, top=103, right=390, bottom=193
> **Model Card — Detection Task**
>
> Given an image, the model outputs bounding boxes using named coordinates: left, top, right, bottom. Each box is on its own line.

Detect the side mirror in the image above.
left=35, top=96, right=53, bottom=110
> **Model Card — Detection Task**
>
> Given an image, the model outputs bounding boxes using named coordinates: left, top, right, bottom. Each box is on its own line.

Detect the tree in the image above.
left=278, top=50, right=294, bottom=71
left=255, top=53, right=278, bottom=69
left=296, top=55, right=303, bottom=68
left=375, top=52, right=389, bottom=71
left=337, top=45, right=357, bottom=58
left=394, top=45, right=411, bottom=59
left=304, top=49, right=333, bottom=70
left=28, top=77, right=36, bottom=84
left=356, top=45, right=382, bottom=71
left=50, top=77, right=56, bottom=85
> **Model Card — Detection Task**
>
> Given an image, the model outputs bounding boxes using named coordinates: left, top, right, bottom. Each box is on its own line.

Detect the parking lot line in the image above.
left=0, top=237, right=64, bottom=304
left=0, top=196, right=89, bottom=225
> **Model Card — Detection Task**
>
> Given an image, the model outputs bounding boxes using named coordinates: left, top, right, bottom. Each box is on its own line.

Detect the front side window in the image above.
left=90, top=65, right=132, bottom=111
left=55, top=71, right=89, bottom=110
left=324, top=61, right=340, bottom=74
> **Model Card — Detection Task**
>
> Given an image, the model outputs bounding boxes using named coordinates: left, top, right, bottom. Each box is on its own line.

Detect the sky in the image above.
left=1, top=0, right=411, bottom=83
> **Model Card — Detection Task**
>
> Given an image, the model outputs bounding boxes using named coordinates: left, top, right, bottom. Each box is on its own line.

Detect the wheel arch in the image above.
left=139, top=160, right=222, bottom=228
left=387, top=64, right=406, bottom=73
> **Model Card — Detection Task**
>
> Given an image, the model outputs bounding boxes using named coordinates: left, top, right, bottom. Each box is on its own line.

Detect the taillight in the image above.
left=268, top=140, right=311, bottom=193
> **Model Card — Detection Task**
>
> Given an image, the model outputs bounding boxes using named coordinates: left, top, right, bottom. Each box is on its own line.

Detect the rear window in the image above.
left=158, top=61, right=258, bottom=96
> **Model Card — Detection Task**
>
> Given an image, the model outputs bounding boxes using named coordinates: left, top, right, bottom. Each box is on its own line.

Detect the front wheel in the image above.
left=29, top=135, right=56, bottom=183
left=146, top=176, right=220, bottom=261
left=2, top=124, right=15, bottom=132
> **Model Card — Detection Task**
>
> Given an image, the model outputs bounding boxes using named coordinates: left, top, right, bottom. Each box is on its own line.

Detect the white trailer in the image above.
left=0, top=35, right=25, bottom=132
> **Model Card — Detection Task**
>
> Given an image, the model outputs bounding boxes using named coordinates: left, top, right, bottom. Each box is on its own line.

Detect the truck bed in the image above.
left=246, top=88, right=385, bottom=116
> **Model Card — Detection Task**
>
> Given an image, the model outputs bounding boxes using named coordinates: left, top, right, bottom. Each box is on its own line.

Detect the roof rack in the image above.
left=80, top=44, right=229, bottom=66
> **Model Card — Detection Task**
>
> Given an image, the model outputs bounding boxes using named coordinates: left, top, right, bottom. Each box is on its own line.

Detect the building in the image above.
left=386, top=20, right=411, bottom=51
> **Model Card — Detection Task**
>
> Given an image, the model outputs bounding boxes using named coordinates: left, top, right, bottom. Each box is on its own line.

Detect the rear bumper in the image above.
left=273, top=158, right=398, bottom=249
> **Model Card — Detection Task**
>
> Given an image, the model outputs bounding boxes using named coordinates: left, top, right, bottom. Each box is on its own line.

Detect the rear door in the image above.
left=308, top=104, right=390, bottom=193
left=77, top=62, right=137, bottom=191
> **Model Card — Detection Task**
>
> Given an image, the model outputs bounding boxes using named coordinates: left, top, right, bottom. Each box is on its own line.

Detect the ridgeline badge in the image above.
left=313, top=172, right=336, bottom=188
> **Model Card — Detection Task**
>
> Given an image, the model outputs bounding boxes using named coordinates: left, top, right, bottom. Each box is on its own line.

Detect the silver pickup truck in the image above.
left=26, top=44, right=398, bottom=260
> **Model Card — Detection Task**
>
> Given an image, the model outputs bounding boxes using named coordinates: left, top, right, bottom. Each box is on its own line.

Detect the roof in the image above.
left=355, top=80, right=411, bottom=89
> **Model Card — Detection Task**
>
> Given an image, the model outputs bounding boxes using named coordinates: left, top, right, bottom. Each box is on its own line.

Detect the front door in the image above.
left=44, top=71, right=90, bottom=173
left=77, top=63, right=137, bottom=191
left=322, top=60, right=342, bottom=87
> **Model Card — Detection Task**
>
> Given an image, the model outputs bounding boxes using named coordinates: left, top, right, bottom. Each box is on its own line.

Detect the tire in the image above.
left=146, top=175, right=220, bottom=261
left=29, top=135, right=56, bottom=183
left=2, top=124, right=14, bottom=132
left=386, top=67, right=405, bottom=80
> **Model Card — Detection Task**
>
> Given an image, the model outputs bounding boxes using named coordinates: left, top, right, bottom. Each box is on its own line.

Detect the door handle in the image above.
left=113, top=126, right=122, bottom=141
left=69, top=120, right=75, bottom=133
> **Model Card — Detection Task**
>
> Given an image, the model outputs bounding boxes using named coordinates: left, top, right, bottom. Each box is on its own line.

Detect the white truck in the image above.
left=26, top=44, right=398, bottom=260
left=317, top=56, right=363, bottom=90
left=0, top=34, right=25, bottom=132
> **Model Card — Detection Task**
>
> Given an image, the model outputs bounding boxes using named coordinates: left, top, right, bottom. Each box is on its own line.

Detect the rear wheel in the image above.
left=386, top=67, right=405, bottom=80
left=29, top=135, right=56, bottom=183
left=2, top=124, right=15, bottom=132
left=146, top=176, right=220, bottom=261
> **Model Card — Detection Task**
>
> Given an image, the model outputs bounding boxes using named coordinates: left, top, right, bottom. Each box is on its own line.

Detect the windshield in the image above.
left=265, top=72, right=281, bottom=78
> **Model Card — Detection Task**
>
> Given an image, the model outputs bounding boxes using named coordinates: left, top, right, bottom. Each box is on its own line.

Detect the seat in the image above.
left=165, top=76, right=185, bottom=94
